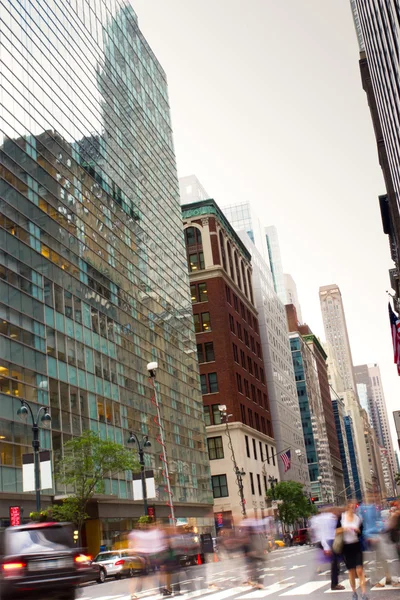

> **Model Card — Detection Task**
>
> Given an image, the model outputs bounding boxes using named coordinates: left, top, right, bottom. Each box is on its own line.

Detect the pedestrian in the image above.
left=336, top=499, right=368, bottom=600
left=358, top=492, right=392, bottom=588
left=319, top=507, right=345, bottom=591
left=311, top=511, right=334, bottom=575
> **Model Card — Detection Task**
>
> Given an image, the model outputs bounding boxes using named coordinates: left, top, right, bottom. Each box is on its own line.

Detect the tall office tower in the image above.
left=319, top=285, right=357, bottom=392
left=223, top=202, right=269, bottom=262
left=354, top=364, right=397, bottom=495
left=332, top=398, right=354, bottom=500
left=284, top=274, right=303, bottom=324
left=344, top=415, right=363, bottom=501
left=286, top=306, right=342, bottom=501
left=179, top=175, right=209, bottom=205
left=182, top=200, right=279, bottom=522
left=236, top=232, right=309, bottom=488
left=265, top=226, right=287, bottom=304
left=0, top=0, right=212, bottom=548
left=351, top=1, right=400, bottom=301
left=362, top=411, right=388, bottom=497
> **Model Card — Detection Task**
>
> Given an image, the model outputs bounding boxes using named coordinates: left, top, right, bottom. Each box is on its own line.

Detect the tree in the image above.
left=266, top=480, right=316, bottom=528
left=394, top=472, right=400, bottom=486
left=55, top=430, right=139, bottom=541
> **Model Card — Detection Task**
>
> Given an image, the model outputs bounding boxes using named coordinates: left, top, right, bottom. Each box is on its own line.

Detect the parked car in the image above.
left=92, top=550, right=145, bottom=581
left=75, top=554, right=101, bottom=584
left=0, top=522, right=81, bottom=600
left=274, top=539, right=285, bottom=548
left=293, top=528, right=308, bottom=545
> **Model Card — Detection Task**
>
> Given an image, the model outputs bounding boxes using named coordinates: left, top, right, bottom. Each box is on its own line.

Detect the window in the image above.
left=260, top=368, right=265, bottom=384
left=259, top=441, right=264, bottom=461
left=233, top=295, right=239, bottom=311
left=193, top=312, right=211, bottom=333
left=208, top=437, right=224, bottom=460
left=248, top=409, right=253, bottom=428
left=251, top=384, right=256, bottom=402
left=257, top=389, right=262, bottom=405
left=261, top=416, right=266, bottom=434
left=241, top=404, right=246, bottom=424
left=252, top=438, right=257, bottom=460
left=205, top=342, right=215, bottom=362
left=185, top=227, right=202, bottom=246
left=272, top=450, right=276, bottom=466
left=263, top=393, right=268, bottom=409
left=265, top=445, right=270, bottom=464
left=240, top=350, right=246, bottom=368
left=233, top=343, right=239, bottom=363
left=204, top=406, right=211, bottom=426
left=194, top=314, right=200, bottom=333
left=225, top=285, right=231, bottom=304
left=251, top=337, right=255, bottom=352
left=241, top=302, right=246, bottom=319
left=257, top=474, right=262, bottom=496
left=190, top=284, right=197, bottom=303
left=244, top=330, right=249, bottom=347
left=220, top=232, right=227, bottom=270
left=244, top=379, right=250, bottom=398
left=263, top=475, right=267, bottom=495
left=200, top=374, right=207, bottom=395
left=247, top=357, right=253, bottom=375
left=254, top=364, right=259, bottom=380
left=208, top=372, right=218, bottom=393
left=188, top=252, right=205, bottom=272
left=250, top=472, right=255, bottom=495
left=236, top=373, right=243, bottom=394
left=198, top=283, right=208, bottom=302
left=245, top=435, right=250, bottom=458
left=253, top=318, right=259, bottom=334
left=212, top=474, right=228, bottom=498
left=247, top=310, right=252, bottom=325
left=256, top=342, right=261, bottom=358
left=229, top=314, right=235, bottom=333
left=255, top=413, right=260, bottom=431
left=197, top=344, right=204, bottom=363
left=212, top=404, right=222, bottom=424
left=237, top=323, right=243, bottom=341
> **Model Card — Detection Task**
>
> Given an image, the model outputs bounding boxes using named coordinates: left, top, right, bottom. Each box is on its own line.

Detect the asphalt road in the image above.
left=77, top=545, right=400, bottom=600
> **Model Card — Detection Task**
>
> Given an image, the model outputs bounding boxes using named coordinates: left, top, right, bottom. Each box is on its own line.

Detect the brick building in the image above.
left=182, top=200, right=278, bottom=523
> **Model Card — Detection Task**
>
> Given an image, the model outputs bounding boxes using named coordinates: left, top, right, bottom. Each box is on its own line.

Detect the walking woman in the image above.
left=336, top=500, right=368, bottom=600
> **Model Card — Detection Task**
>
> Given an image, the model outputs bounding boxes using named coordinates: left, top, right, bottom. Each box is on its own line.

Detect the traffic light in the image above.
left=73, top=530, right=79, bottom=543
left=310, top=496, right=319, bottom=504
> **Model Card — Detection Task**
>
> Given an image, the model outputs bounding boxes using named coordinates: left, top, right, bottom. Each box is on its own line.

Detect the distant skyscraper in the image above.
left=223, top=202, right=268, bottom=260
left=319, top=285, right=357, bottom=392
left=284, top=274, right=303, bottom=323
left=179, top=175, right=209, bottom=205
left=265, top=226, right=287, bottom=304
left=354, top=364, right=397, bottom=495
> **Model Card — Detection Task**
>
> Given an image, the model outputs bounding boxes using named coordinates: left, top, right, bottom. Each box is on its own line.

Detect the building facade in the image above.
left=344, top=414, right=363, bottom=502
left=319, top=285, right=357, bottom=392
left=284, top=274, right=303, bottom=324
left=236, top=232, right=309, bottom=488
left=354, top=363, right=396, bottom=496
left=332, top=398, right=354, bottom=500
left=0, top=0, right=213, bottom=547
left=223, top=202, right=269, bottom=265
left=265, top=226, right=287, bottom=305
left=182, top=200, right=279, bottom=522
left=351, top=1, right=400, bottom=300
left=179, top=175, right=210, bottom=206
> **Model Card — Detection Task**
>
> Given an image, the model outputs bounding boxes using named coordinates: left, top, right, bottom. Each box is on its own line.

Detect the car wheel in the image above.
left=128, top=567, right=134, bottom=578
left=115, top=573, right=121, bottom=580
left=97, top=568, right=106, bottom=583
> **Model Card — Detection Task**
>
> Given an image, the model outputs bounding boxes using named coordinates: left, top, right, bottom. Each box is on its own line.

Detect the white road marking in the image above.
left=325, top=578, right=369, bottom=593
left=281, top=580, right=330, bottom=595
left=237, top=581, right=295, bottom=598
left=288, top=565, right=306, bottom=571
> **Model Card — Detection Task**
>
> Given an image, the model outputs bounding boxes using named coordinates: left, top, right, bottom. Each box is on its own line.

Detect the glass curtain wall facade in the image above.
left=332, top=399, right=354, bottom=500
left=344, top=415, right=362, bottom=502
left=0, top=0, right=211, bottom=515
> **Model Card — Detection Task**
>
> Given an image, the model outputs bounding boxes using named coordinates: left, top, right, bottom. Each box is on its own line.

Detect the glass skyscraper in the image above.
left=0, top=0, right=212, bottom=543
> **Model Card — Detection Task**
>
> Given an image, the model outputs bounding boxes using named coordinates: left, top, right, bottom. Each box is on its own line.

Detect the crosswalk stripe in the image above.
left=280, top=580, right=330, bottom=595
left=190, top=586, right=249, bottom=600
left=325, top=578, right=370, bottom=593
left=237, top=579, right=295, bottom=598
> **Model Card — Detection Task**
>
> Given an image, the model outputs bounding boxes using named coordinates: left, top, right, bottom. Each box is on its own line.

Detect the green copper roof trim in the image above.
left=182, top=199, right=252, bottom=262
left=302, top=334, right=328, bottom=360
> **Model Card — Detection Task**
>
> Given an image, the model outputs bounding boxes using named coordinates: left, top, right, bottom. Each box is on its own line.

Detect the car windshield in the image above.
left=7, top=526, right=73, bottom=555
left=94, top=552, right=120, bottom=562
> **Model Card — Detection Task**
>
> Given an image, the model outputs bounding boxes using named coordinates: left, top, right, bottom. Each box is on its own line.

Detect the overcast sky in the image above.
left=133, top=0, right=399, bottom=452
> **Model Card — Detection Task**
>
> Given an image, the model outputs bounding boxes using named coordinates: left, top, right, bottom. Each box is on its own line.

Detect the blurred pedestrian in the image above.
left=319, top=507, right=345, bottom=591
left=337, top=500, right=367, bottom=600
left=240, top=519, right=267, bottom=589
left=128, top=521, right=168, bottom=599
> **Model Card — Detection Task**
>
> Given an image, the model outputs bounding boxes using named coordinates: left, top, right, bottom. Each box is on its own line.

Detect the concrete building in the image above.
left=0, top=0, right=213, bottom=547
left=182, top=199, right=279, bottom=522
left=265, top=226, right=287, bottom=305
left=319, top=285, right=357, bottom=392
left=179, top=175, right=210, bottom=205
left=362, top=413, right=387, bottom=498
left=284, top=274, right=303, bottom=324
left=236, top=233, right=309, bottom=488
left=354, top=364, right=397, bottom=496
left=351, top=1, right=400, bottom=302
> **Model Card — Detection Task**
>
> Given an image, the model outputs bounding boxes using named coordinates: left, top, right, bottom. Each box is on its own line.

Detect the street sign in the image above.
left=9, top=506, right=21, bottom=526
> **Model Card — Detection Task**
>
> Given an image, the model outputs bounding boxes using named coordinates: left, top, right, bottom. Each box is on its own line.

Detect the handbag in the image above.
left=332, top=532, right=344, bottom=555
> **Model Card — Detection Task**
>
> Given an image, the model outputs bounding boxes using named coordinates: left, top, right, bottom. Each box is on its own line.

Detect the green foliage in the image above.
left=266, top=480, right=315, bottom=525
left=55, top=430, right=140, bottom=538
left=30, top=510, right=50, bottom=523
left=137, top=515, right=151, bottom=524
left=394, top=472, right=400, bottom=485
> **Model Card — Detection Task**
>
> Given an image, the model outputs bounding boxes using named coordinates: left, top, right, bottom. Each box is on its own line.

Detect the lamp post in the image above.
left=127, top=432, right=151, bottom=516
left=317, top=475, right=324, bottom=503
left=218, top=405, right=247, bottom=517
left=268, top=476, right=278, bottom=500
left=17, top=400, right=51, bottom=512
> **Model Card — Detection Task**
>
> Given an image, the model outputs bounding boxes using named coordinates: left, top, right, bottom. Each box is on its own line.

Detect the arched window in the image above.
left=219, top=231, right=227, bottom=270
left=241, top=262, right=248, bottom=297
left=247, top=271, right=254, bottom=304
left=234, top=252, right=242, bottom=290
left=227, top=242, right=234, bottom=280
left=185, top=226, right=202, bottom=247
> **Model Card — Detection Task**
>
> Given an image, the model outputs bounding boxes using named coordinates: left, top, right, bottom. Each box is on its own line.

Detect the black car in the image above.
left=0, top=522, right=82, bottom=600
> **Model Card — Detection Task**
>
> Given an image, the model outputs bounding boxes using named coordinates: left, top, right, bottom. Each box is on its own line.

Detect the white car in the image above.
left=92, top=551, right=143, bottom=582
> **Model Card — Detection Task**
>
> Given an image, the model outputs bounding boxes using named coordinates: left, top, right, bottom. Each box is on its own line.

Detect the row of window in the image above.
left=191, top=282, right=208, bottom=303
left=200, top=372, right=218, bottom=395
left=236, top=373, right=267, bottom=404
left=194, top=312, right=211, bottom=333
left=245, top=435, right=276, bottom=466
left=211, top=472, right=267, bottom=498
left=229, top=315, right=261, bottom=357
left=219, top=231, right=254, bottom=304
left=232, top=344, right=264, bottom=382
left=225, top=286, right=258, bottom=333
left=197, top=342, right=215, bottom=363
left=204, top=402, right=272, bottom=437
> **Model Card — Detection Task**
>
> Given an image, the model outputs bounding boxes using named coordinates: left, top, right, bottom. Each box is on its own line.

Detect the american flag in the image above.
left=388, top=303, right=400, bottom=375
left=280, top=449, right=291, bottom=473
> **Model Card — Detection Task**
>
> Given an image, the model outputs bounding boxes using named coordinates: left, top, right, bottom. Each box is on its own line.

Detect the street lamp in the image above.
left=127, top=432, right=151, bottom=515
left=17, top=400, right=51, bottom=512
left=218, top=405, right=247, bottom=517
